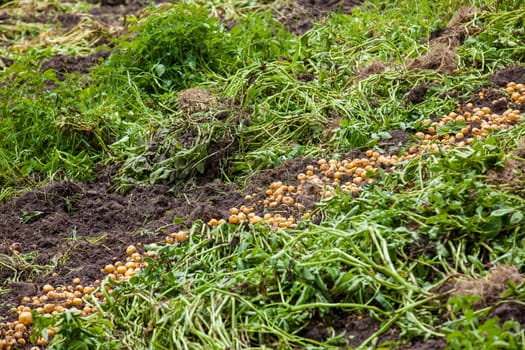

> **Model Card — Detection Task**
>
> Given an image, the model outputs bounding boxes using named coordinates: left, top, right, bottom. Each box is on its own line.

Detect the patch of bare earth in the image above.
left=276, top=0, right=363, bottom=35
left=452, top=265, right=525, bottom=307
left=40, top=50, right=111, bottom=85
left=0, top=178, right=243, bottom=316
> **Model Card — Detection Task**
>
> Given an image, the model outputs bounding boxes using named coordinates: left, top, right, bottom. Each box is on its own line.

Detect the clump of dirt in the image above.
left=458, top=65, right=525, bottom=115
left=488, top=302, right=525, bottom=326
left=407, top=42, right=457, bottom=74
left=57, top=13, right=82, bottom=29
left=322, top=116, right=343, bottom=140
left=452, top=265, right=525, bottom=307
left=277, top=0, right=363, bottom=35
left=356, top=60, right=388, bottom=81
left=40, top=50, right=111, bottom=81
left=407, top=6, right=479, bottom=74
left=467, top=88, right=510, bottom=113
left=297, top=72, right=315, bottom=82
left=177, top=88, right=218, bottom=114
left=406, top=83, right=430, bottom=105
left=0, top=56, right=13, bottom=68
left=377, top=129, right=411, bottom=156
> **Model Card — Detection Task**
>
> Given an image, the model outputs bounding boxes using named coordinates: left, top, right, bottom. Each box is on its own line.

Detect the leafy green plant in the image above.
left=32, top=310, right=117, bottom=350
left=106, top=3, right=230, bottom=93
left=444, top=296, right=525, bottom=350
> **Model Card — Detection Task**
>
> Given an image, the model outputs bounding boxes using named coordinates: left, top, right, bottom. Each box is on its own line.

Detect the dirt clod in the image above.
left=490, top=65, right=525, bottom=87
left=408, top=6, right=479, bottom=74
left=452, top=265, right=525, bottom=306
left=406, top=83, right=430, bottom=104
left=177, top=88, right=218, bottom=114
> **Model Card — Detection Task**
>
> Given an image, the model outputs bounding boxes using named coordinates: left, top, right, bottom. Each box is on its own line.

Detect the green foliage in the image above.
left=114, top=108, right=238, bottom=187
left=460, top=8, right=525, bottom=69
left=32, top=310, right=117, bottom=350
left=229, top=11, right=296, bottom=66
left=106, top=3, right=229, bottom=93
left=0, top=251, right=53, bottom=283
left=444, top=296, right=525, bottom=349
left=49, top=215, right=447, bottom=349
left=0, top=51, right=123, bottom=187
left=322, top=136, right=525, bottom=272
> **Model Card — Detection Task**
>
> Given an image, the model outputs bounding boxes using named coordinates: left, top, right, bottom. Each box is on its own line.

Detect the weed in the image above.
left=0, top=252, right=53, bottom=283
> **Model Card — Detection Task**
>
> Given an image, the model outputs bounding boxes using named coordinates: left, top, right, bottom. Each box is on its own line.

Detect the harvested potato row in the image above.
left=208, top=152, right=401, bottom=229
left=207, top=82, right=525, bottom=229
left=0, top=242, right=166, bottom=349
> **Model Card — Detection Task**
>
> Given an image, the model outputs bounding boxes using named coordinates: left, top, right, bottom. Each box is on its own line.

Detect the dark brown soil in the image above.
left=377, top=129, right=411, bottom=156
left=301, top=312, right=449, bottom=349
left=407, top=6, right=479, bottom=74
left=57, top=13, right=82, bottom=29
left=0, top=179, right=243, bottom=314
left=0, top=153, right=315, bottom=324
left=488, top=302, right=525, bottom=325
left=301, top=314, right=382, bottom=347
left=490, top=65, right=525, bottom=87
left=406, top=83, right=430, bottom=105
left=41, top=50, right=111, bottom=81
left=462, top=65, right=525, bottom=114
left=277, top=0, right=363, bottom=34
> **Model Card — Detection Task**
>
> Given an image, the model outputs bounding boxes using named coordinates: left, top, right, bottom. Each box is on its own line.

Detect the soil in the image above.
left=490, top=65, right=525, bottom=87
left=300, top=313, right=400, bottom=348
left=452, top=265, right=525, bottom=307
left=0, top=178, right=243, bottom=313
left=277, top=0, right=363, bottom=34
left=0, top=152, right=316, bottom=319
left=406, top=83, right=430, bottom=105
left=40, top=50, right=111, bottom=81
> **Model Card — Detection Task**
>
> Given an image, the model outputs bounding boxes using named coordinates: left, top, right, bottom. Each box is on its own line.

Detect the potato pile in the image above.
left=0, top=233, right=195, bottom=349
left=0, top=277, right=101, bottom=349
left=209, top=82, right=525, bottom=229
left=102, top=244, right=145, bottom=281
left=101, top=236, right=187, bottom=283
